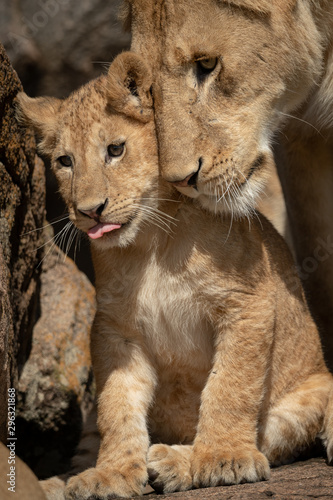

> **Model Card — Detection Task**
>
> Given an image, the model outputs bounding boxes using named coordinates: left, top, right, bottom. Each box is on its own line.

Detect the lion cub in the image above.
left=17, top=52, right=333, bottom=499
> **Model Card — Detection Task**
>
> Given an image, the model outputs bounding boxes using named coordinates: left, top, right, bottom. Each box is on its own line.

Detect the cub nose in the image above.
left=78, top=198, right=109, bottom=220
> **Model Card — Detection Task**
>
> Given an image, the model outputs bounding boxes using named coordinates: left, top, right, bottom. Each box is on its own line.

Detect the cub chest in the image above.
left=135, top=258, right=214, bottom=366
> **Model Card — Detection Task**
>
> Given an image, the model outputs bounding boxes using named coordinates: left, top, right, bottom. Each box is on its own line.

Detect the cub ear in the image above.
left=106, top=51, right=153, bottom=123
left=15, top=92, right=61, bottom=153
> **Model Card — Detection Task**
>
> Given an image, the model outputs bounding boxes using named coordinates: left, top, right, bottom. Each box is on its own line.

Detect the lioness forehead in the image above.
left=126, top=0, right=298, bottom=41
left=126, top=0, right=297, bottom=14
left=125, top=0, right=279, bottom=30
left=126, top=0, right=278, bottom=69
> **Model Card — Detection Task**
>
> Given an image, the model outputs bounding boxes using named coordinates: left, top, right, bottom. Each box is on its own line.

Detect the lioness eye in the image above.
left=107, top=143, right=125, bottom=158
left=197, top=57, right=218, bottom=73
left=58, top=155, right=72, bottom=167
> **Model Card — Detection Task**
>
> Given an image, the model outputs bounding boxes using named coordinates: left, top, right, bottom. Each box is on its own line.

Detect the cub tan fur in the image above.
left=17, top=52, right=333, bottom=499
left=124, top=0, right=333, bottom=368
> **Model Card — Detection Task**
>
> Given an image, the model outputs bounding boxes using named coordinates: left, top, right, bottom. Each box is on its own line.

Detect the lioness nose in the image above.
left=171, top=171, right=198, bottom=188
left=78, top=198, right=109, bottom=220
left=170, top=158, right=202, bottom=188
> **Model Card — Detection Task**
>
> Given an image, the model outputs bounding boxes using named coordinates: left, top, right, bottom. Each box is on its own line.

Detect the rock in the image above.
left=0, top=42, right=45, bottom=442
left=0, top=441, right=46, bottom=500
left=0, top=43, right=96, bottom=479
left=16, top=242, right=96, bottom=479
left=0, top=0, right=130, bottom=283
left=0, top=1, right=130, bottom=283
left=141, top=458, right=333, bottom=500
left=1, top=0, right=130, bottom=98
left=38, top=456, right=333, bottom=499
left=0, top=247, right=14, bottom=445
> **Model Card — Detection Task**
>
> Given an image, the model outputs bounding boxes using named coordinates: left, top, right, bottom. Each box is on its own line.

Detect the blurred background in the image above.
left=0, top=0, right=131, bottom=282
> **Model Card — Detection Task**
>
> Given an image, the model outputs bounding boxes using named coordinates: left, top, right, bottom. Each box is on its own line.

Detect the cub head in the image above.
left=126, top=0, right=323, bottom=217
left=16, top=52, right=162, bottom=250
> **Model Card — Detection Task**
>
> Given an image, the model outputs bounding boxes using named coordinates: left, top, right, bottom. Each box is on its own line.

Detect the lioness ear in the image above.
left=106, top=51, right=153, bottom=123
left=16, top=92, right=61, bottom=153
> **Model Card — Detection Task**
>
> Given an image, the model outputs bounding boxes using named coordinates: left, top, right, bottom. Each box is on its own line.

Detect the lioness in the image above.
left=124, top=0, right=333, bottom=368
left=17, top=52, right=333, bottom=499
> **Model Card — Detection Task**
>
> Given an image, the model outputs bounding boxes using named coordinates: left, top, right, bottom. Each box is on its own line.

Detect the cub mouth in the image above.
left=87, top=222, right=122, bottom=240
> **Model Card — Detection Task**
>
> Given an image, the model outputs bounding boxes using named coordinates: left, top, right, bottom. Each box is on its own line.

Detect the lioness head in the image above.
left=125, top=0, right=323, bottom=216
left=16, top=52, right=166, bottom=250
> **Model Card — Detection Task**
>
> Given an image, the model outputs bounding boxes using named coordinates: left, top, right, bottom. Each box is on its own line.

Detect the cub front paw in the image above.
left=40, top=476, right=66, bottom=500
left=191, top=445, right=270, bottom=487
left=148, top=444, right=193, bottom=493
left=65, top=465, right=148, bottom=499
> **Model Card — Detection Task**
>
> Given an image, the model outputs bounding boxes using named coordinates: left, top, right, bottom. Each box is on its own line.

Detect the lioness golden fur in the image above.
left=124, top=0, right=333, bottom=369
left=17, top=52, right=333, bottom=499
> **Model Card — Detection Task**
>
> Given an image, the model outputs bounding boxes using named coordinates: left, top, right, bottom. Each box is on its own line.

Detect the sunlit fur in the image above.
left=124, top=0, right=333, bottom=209
left=124, top=0, right=333, bottom=363
left=17, top=51, right=333, bottom=500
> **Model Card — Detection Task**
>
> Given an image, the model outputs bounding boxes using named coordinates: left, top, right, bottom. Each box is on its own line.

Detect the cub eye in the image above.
left=57, top=155, right=72, bottom=167
left=107, top=143, right=125, bottom=158
left=196, top=57, right=218, bottom=75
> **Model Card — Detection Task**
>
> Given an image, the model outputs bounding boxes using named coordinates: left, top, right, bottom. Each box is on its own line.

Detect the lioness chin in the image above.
left=17, top=51, right=333, bottom=499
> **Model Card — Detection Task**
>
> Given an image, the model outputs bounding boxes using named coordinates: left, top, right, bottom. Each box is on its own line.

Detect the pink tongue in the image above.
left=88, top=223, right=122, bottom=239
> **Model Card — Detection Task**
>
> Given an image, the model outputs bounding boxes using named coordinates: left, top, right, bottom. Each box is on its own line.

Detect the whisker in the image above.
left=40, top=222, right=72, bottom=267
left=252, top=209, right=264, bottom=231
left=236, top=169, right=259, bottom=207
left=246, top=213, right=252, bottom=231
left=213, top=180, right=218, bottom=214
left=137, top=204, right=178, bottom=224
left=133, top=205, right=175, bottom=236
left=132, top=204, right=170, bottom=225
left=137, top=218, right=175, bottom=239
left=133, top=197, right=181, bottom=203
left=73, top=230, right=81, bottom=263
left=65, top=224, right=78, bottom=259
left=216, top=176, right=225, bottom=212
left=66, top=232, right=76, bottom=258
left=58, top=221, right=73, bottom=254
left=141, top=214, right=174, bottom=236
left=144, top=216, right=173, bottom=235
left=36, top=232, right=62, bottom=269
left=131, top=204, right=176, bottom=230
left=217, top=169, right=235, bottom=203
left=277, top=111, right=323, bottom=137
left=224, top=193, right=234, bottom=245
left=22, top=214, right=70, bottom=236
left=32, top=226, right=67, bottom=253
left=223, top=191, right=232, bottom=212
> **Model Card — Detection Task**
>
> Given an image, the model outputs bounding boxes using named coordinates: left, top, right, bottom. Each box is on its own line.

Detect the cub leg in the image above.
left=65, top=316, right=156, bottom=500
left=322, top=385, right=333, bottom=465
left=258, top=372, right=333, bottom=465
left=147, top=295, right=274, bottom=494
left=190, top=295, right=274, bottom=488
left=40, top=477, right=66, bottom=500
